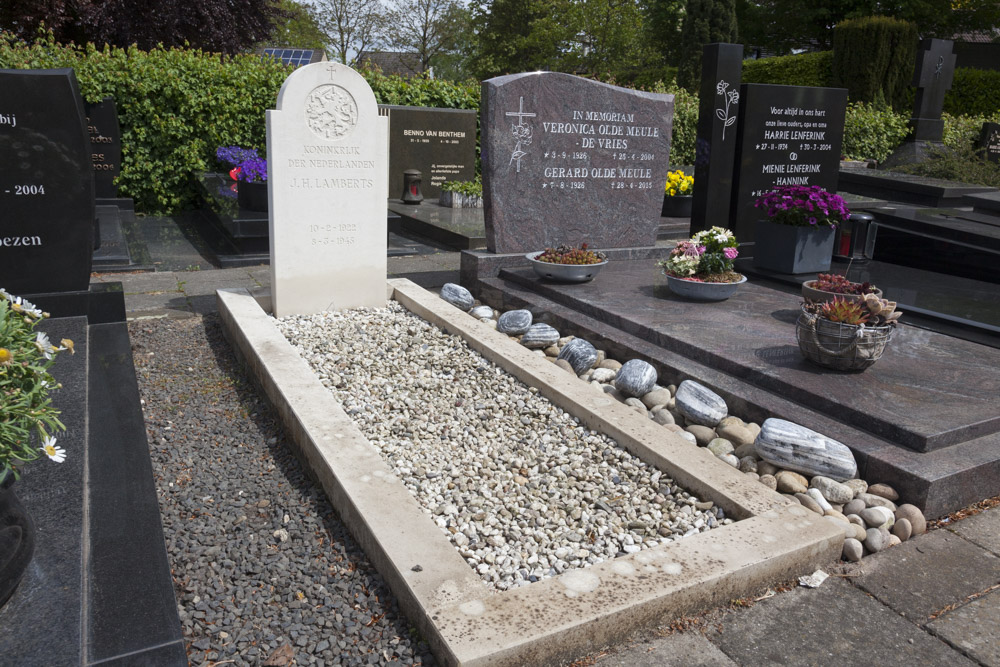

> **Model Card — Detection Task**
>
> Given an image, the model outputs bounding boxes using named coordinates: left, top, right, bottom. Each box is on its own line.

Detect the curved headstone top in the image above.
left=268, top=62, right=387, bottom=317
left=481, top=72, right=673, bottom=254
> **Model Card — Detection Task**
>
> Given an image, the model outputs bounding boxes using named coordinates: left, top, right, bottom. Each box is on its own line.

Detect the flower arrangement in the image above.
left=665, top=170, right=693, bottom=197
left=236, top=155, right=268, bottom=183
left=0, top=289, right=74, bottom=483
left=754, top=185, right=850, bottom=228
left=658, top=226, right=741, bottom=282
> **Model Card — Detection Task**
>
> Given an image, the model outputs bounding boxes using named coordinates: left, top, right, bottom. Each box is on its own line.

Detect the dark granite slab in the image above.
left=499, top=260, right=1000, bottom=453
left=966, top=190, right=1000, bottom=214
left=839, top=169, right=996, bottom=208
left=92, top=204, right=132, bottom=268
left=388, top=198, right=487, bottom=250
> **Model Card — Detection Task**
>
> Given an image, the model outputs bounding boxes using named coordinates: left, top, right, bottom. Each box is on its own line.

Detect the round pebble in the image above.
left=615, top=359, right=658, bottom=398
left=842, top=538, right=863, bottom=562
left=496, top=309, right=533, bottom=335
left=440, top=283, right=474, bottom=311
left=895, top=504, right=926, bottom=536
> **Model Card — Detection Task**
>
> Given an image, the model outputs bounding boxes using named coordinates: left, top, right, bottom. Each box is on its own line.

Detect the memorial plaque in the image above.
left=481, top=72, right=673, bottom=254
left=730, top=84, right=847, bottom=242
left=382, top=105, right=476, bottom=198
left=267, top=62, right=387, bottom=316
left=979, top=122, right=1000, bottom=164
left=83, top=96, right=123, bottom=198
left=0, top=68, right=95, bottom=294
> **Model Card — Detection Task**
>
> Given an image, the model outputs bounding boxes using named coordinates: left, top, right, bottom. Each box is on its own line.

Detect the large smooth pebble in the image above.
left=615, top=360, right=658, bottom=397
left=520, top=323, right=560, bottom=349
left=675, top=380, right=728, bottom=427
left=895, top=504, right=926, bottom=535
left=867, top=483, right=899, bottom=502
left=758, top=474, right=777, bottom=490
left=707, top=438, right=734, bottom=457
left=843, top=499, right=866, bottom=516
left=857, top=492, right=896, bottom=512
left=860, top=507, right=892, bottom=529
left=557, top=338, right=598, bottom=375
left=795, top=492, right=823, bottom=514
left=806, top=488, right=833, bottom=512
left=440, top=283, right=474, bottom=311
left=755, top=418, right=858, bottom=481
left=717, top=422, right=755, bottom=447
left=810, top=476, right=855, bottom=505
left=864, top=527, right=888, bottom=553
left=653, top=410, right=675, bottom=426
left=469, top=305, right=494, bottom=319
left=843, top=479, right=868, bottom=497
left=685, top=425, right=716, bottom=447
left=892, top=518, right=912, bottom=542
left=641, top=388, right=673, bottom=409
left=775, top=470, right=808, bottom=495
left=590, top=367, right=617, bottom=383
left=497, top=309, right=532, bottom=335
left=842, top=538, right=863, bottom=562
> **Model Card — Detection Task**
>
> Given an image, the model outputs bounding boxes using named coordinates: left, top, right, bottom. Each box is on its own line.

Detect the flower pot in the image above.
left=0, top=475, right=36, bottom=608
left=439, top=191, right=483, bottom=208
left=753, top=220, right=835, bottom=275
left=796, top=307, right=894, bottom=371
left=801, top=281, right=882, bottom=304
left=526, top=251, right=607, bottom=282
left=665, top=274, right=746, bottom=301
left=661, top=194, right=693, bottom=217
left=237, top=181, right=268, bottom=212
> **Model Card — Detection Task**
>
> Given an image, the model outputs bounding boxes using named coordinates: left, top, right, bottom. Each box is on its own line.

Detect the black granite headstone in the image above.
left=83, top=96, right=122, bottom=199
left=730, top=84, right=847, bottom=242
left=482, top=72, right=673, bottom=254
left=910, top=38, right=956, bottom=142
left=0, top=69, right=95, bottom=295
left=979, top=122, right=1000, bottom=164
left=381, top=105, right=477, bottom=199
left=691, top=43, right=743, bottom=235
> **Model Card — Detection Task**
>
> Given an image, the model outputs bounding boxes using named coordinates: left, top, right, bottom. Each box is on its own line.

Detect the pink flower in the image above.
left=724, top=247, right=738, bottom=259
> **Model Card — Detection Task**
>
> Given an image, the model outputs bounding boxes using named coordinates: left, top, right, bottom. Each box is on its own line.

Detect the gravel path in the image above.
left=131, top=314, right=435, bottom=666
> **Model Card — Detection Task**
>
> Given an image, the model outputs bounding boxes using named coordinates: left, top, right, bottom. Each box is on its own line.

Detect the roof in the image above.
left=356, top=51, right=423, bottom=77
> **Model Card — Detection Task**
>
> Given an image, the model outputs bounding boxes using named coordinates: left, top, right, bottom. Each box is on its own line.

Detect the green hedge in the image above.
left=842, top=103, right=909, bottom=162
left=945, top=68, right=1000, bottom=117
left=741, top=51, right=832, bottom=87
left=832, top=17, right=917, bottom=111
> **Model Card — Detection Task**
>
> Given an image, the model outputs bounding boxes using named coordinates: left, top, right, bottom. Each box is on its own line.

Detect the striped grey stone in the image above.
left=755, top=418, right=858, bottom=481
left=469, top=305, right=494, bottom=319
left=614, top=359, right=658, bottom=397
left=497, top=309, right=533, bottom=335
left=440, top=283, right=474, bottom=311
left=675, top=380, right=727, bottom=427
left=557, top=338, right=598, bottom=375
left=520, top=323, right=560, bottom=349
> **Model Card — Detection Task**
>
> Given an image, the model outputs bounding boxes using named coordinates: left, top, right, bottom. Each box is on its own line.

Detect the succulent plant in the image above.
left=812, top=273, right=878, bottom=295
left=818, top=297, right=870, bottom=325
left=806, top=293, right=903, bottom=327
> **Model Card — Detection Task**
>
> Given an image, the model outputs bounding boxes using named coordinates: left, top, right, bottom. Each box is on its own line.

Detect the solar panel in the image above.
left=261, top=48, right=324, bottom=68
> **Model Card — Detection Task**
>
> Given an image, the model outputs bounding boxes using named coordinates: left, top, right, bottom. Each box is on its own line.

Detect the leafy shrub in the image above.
left=944, top=69, right=1000, bottom=117
left=842, top=102, right=909, bottom=162
left=832, top=17, right=917, bottom=112
left=893, top=143, right=1000, bottom=188
left=742, top=51, right=832, bottom=88
left=942, top=111, right=1000, bottom=149
left=440, top=176, right=482, bottom=197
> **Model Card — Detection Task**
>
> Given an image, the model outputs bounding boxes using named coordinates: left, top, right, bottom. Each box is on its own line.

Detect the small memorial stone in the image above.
left=469, top=305, right=494, bottom=319
left=614, top=360, right=658, bottom=398
left=674, top=380, right=728, bottom=427
left=520, top=323, right=560, bottom=349
left=497, top=309, right=533, bottom=335
left=755, top=418, right=858, bottom=481
left=439, top=283, right=474, bottom=311
left=556, top=338, right=598, bottom=375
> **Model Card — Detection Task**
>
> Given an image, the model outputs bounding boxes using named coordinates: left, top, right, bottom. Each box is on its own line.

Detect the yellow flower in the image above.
left=60, top=339, right=75, bottom=354
left=0, top=348, right=11, bottom=365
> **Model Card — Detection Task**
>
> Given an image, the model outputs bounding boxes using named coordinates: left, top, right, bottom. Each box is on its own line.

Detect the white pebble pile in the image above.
left=276, top=303, right=728, bottom=591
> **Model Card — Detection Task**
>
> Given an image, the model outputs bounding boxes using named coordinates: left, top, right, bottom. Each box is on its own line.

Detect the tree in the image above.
left=646, top=0, right=686, bottom=63
left=263, top=0, right=327, bottom=50
left=573, top=0, right=657, bottom=80
left=313, top=0, right=387, bottom=65
left=385, top=0, right=466, bottom=73
left=676, top=0, right=738, bottom=91
left=470, top=0, right=580, bottom=80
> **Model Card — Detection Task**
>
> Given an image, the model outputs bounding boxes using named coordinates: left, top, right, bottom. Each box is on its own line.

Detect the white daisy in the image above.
left=41, top=436, right=67, bottom=463
left=10, top=295, right=43, bottom=319
left=35, top=332, right=57, bottom=360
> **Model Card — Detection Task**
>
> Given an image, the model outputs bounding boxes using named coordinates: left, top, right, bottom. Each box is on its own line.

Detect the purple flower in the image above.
left=808, top=217, right=817, bottom=225
left=237, top=156, right=268, bottom=183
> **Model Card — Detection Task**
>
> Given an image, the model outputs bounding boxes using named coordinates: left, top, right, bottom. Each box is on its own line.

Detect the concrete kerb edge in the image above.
left=217, top=284, right=844, bottom=666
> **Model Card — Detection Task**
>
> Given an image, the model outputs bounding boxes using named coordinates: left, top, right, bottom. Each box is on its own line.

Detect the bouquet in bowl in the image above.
left=658, top=226, right=741, bottom=283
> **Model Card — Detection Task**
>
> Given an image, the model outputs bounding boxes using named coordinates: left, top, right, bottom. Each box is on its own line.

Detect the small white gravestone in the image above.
left=267, top=62, right=387, bottom=316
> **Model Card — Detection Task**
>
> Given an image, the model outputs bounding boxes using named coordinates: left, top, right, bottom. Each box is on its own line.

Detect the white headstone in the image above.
left=267, top=62, right=388, bottom=316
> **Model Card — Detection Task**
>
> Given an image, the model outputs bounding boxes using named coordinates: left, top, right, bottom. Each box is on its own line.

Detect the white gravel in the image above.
left=276, top=303, right=727, bottom=591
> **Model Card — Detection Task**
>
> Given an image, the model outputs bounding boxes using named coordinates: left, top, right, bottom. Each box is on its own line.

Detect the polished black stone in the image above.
left=84, top=96, right=122, bottom=199
left=731, top=84, right=847, bottom=241
left=387, top=199, right=486, bottom=250
left=691, top=43, right=743, bottom=235
left=839, top=170, right=995, bottom=208
left=382, top=105, right=477, bottom=199
left=0, top=68, right=95, bottom=293
left=979, top=122, right=1000, bottom=164
left=482, top=72, right=673, bottom=253
left=910, top=38, right=956, bottom=141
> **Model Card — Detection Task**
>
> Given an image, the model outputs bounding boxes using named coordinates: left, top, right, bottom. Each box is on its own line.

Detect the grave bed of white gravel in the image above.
left=276, top=302, right=731, bottom=592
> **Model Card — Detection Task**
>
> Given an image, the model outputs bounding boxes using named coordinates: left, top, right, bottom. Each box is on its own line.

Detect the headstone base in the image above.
left=880, top=140, right=947, bottom=170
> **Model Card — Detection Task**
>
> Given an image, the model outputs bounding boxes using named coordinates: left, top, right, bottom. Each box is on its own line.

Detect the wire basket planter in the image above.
left=796, top=307, right=894, bottom=371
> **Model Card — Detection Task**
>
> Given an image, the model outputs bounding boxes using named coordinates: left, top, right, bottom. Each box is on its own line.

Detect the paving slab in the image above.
left=853, top=530, right=1000, bottom=623
left=594, top=630, right=737, bottom=666
left=926, top=587, right=1000, bottom=666
left=110, top=271, right=181, bottom=294
left=946, top=506, right=1000, bottom=556
left=711, top=577, right=976, bottom=667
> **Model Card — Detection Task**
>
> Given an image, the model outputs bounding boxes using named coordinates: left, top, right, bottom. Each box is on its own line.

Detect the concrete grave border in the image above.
left=217, top=280, right=842, bottom=666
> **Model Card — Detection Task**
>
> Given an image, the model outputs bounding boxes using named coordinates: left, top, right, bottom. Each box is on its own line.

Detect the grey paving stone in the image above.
left=927, top=588, right=1000, bottom=666
left=711, top=577, right=975, bottom=667
left=174, top=268, right=260, bottom=296
left=853, top=529, right=1000, bottom=623
left=595, top=631, right=737, bottom=666
left=113, top=272, right=183, bottom=294
left=124, top=292, right=190, bottom=316
left=947, top=507, right=1000, bottom=556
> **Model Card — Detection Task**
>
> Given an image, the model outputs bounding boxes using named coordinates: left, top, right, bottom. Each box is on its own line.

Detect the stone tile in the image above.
left=124, top=292, right=190, bottom=317
left=711, top=578, right=975, bottom=666
left=947, top=506, right=1000, bottom=556
left=175, top=267, right=259, bottom=297
left=854, top=530, right=1000, bottom=623
left=927, top=588, right=1000, bottom=666
left=594, top=631, right=737, bottom=666
left=111, top=271, right=182, bottom=294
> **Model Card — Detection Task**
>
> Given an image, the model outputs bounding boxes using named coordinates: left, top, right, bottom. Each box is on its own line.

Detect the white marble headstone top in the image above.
left=267, top=62, right=388, bottom=316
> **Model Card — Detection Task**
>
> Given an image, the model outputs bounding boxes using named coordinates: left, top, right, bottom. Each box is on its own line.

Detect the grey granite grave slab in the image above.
left=482, top=72, right=673, bottom=253
left=966, top=190, right=1000, bottom=214
left=926, top=588, right=1000, bottom=665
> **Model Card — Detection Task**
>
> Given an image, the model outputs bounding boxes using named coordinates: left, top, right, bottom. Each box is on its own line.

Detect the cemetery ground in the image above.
left=89, top=247, right=1000, bottom=667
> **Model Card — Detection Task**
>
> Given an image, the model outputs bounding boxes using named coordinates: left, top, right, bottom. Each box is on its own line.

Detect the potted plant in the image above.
left=752, top=185, right=850, bottom=275
left=657, top=226, right=745, bottom=301
left=796, top=293, right=902, bottom=371
left=439, top=177, right=483, bottom=208
left=216, top=146, right=260, bottom=181
left=236, top=155, right=268, bottom=212
left=526, top=243, right=608, bottom=282
left=0, top=289, right=74, bottom=607
left=661, top=169, right=693, bottom=217
left=802, top=273, right=882, bottom=304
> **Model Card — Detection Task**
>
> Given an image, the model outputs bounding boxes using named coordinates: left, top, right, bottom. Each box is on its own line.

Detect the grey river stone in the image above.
left=614, top=359, right=658, bottom=398
left=557, top=338, right=598, bottom=375
left=755, top=418, right=858, bottom=481
left=497, top=309, right=533, bottom=335
left=520, top=323, right=560, bottom=349
left=440, top=283, right=474, bottom=311
left=675, top=380, right=728, bottom=427
left=469, top=305, right=494, bottom=319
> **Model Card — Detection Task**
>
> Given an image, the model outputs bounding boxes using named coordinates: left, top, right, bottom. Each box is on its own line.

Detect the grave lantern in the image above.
left=833, top=212, right=877, bottom=262
left=401, top=169, right=423, bottom=204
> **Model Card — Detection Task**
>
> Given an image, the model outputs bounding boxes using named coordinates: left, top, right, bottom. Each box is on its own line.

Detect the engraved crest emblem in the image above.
left=305, top=84, right=358, bottom=140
